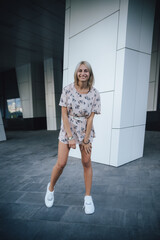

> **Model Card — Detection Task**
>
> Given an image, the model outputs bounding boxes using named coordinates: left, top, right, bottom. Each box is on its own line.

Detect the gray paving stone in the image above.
left=15, top=192, right=45, bottom=205
left=33, top=221, right=72, bottom=240
left=19, top=182, right=47, bottom=192
left=0, top=130, right=159, bottom=240
left=138, top=209, right=160, bottom=230
left=31, top=205, right=69, bottom=221
left=123, top=188, right=142, bottom=197
left=0, top=191, right=25, bottom=203
left=106, top=184, right=125, bottom=196
left=0, top=219, right=43, bottom=240
left=140, top=191, right=155, bottom=210
left=55, top=181, right=85, bottom=194
left=54, top=193, right=84, bottom=206
left=0, top=191, right=8, bottom=198
left=137, top=227, right=160, bottom=240
left=124, top=209, right=139, bottom=227
left=61, top=206, right=125, bottom=227
left=91, top=184, right=109, bottom=194
left=33, top=222, right=127, bottom=240
left=0, top=203, right=41, bottom=220
left=34, top=221, right=139, bottom=240
left=93, top=194, right=141, bottom=210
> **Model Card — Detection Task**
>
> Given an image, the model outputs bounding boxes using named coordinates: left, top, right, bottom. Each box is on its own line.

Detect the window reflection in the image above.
left=7, top=98, right=23, bottom=119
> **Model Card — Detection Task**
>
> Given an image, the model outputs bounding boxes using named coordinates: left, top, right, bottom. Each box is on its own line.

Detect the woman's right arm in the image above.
left=61, top=106, right=76, bottom=149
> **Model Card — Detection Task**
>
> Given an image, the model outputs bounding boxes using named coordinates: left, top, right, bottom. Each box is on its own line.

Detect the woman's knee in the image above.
left=56, top=161, right=67, bottom=170
left=56, top=141, right=69, bottom=171
left=82, top=157, right=91, bottom=168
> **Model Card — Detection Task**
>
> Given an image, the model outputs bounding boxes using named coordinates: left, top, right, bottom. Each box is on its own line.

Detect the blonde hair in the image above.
left=74, top=61, right=94, bottom=90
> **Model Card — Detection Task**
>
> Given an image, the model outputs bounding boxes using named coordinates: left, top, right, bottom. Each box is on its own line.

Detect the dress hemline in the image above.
left=58, top=138, right=94, bottom=145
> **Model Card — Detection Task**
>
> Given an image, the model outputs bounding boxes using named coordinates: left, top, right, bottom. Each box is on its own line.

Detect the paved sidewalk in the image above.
left=0, top=130, right=160, bottom=240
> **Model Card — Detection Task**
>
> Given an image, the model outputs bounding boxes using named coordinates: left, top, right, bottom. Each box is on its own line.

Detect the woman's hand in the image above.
left=68, top=139, right=76, bottom=149
left=81, top=142, right=92, bottom=155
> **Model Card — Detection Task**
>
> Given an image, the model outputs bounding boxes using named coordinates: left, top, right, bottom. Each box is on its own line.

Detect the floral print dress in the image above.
left=58, top=82, right=101, bottom=144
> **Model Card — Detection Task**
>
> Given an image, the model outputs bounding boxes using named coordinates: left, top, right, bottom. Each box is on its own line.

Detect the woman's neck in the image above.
left=77, top=81, right=88, bottom=90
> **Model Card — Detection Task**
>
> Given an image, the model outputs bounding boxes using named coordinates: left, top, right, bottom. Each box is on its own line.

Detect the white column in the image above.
left=16, top=64, right=33, bottom=118
left=110, top=0, right=156, bottom=166
left=63, top=0, right=156, bottom=166
left=0, top=111, right=6, bottom=141
left=31, top=62, right=46, bottom=118
left=147, top=7, right=160, bottom=111
left=16, top=63, right=46, bottom=119
left=44, top=58, right=62, bottom=130
left=64, top=0, right=120, bottom=164
left=53, top=60, right=63, bottom=130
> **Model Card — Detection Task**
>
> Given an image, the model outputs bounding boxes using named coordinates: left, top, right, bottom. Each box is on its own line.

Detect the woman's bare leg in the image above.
left=49, top=141, right=70, bottom=191
left=79, top=144, right=92, bottom=196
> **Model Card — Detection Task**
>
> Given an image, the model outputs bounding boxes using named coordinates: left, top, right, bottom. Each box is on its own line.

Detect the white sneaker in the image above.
left=83, top=195, right=95, bottom=214
left=45, top=182, right=54, bottom=208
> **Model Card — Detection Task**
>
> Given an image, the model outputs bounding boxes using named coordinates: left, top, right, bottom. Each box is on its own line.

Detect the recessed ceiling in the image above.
left=0, top=0, right=65, bottom=72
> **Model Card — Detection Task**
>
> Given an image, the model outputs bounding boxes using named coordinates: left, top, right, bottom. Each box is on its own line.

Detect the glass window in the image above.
left=7, top=98, right=23, bottom=119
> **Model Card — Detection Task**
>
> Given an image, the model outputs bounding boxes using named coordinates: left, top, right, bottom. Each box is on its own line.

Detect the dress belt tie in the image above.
left=69, top=115, right=86, bottom=121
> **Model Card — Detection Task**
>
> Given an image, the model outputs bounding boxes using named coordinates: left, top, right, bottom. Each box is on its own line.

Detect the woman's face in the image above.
left=77, top=64, right=90, bottom=83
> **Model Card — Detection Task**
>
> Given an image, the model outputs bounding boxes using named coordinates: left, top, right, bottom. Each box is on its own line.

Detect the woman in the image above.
left=45, top=61, right=101, bottom=214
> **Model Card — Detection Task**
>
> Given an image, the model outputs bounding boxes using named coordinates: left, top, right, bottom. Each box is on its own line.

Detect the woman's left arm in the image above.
left=84, top=112, right=95, bottom=143
left=81, top=112, right=95, bottom=154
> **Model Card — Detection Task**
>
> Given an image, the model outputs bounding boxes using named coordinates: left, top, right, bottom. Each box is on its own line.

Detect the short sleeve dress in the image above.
left=58, top=82, right=101, bottom=144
